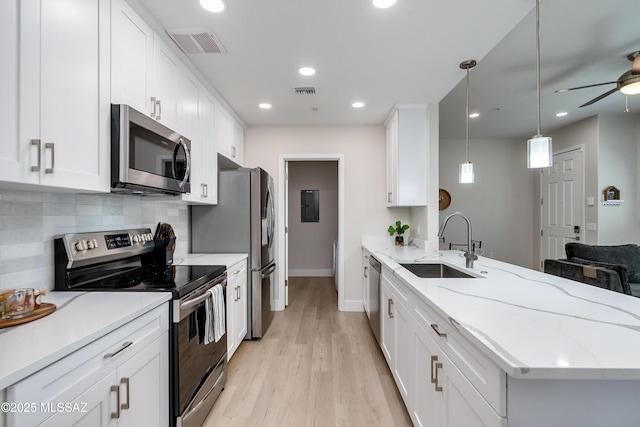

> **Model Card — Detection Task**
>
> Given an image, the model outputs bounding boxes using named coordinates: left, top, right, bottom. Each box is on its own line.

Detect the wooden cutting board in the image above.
left=0, top=303, right=56, bottom=329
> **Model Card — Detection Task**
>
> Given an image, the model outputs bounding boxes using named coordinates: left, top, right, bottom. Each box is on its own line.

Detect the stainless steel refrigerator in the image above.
left=191, top=167, right=276, bottom=339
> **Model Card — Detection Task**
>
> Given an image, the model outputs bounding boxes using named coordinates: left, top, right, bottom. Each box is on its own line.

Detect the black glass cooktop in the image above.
left=62, top=264, right=226, bottom=298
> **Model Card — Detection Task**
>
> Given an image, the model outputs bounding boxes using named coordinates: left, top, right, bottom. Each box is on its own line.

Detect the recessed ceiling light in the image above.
left=259, top=103, right=272, bottom=109
left=469, top=112, right=480, bottom=118
left=200, top=0, right=225, bottom=13
left=352, top=102, right=365, bottom=108
left=555, top=111, right=568, bottom=117
left=299, top=67, right=316, bottom=76
left=373, top=0, right=396, bottom=8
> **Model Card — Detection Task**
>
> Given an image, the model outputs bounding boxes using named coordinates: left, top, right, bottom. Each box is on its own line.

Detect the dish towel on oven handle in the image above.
left=204, top=284, right=226, bottom=344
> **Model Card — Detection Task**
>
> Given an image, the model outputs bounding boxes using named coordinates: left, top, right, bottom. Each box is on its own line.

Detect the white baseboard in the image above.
left=288, top=269, right=334, bottom=277
left=339, top=299, right=365, bottom=312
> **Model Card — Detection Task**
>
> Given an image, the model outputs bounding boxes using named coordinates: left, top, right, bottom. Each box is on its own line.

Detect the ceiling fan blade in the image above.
left=579, top=87, right=619, bottom=107
left=555, top=81, right=617, bottom=93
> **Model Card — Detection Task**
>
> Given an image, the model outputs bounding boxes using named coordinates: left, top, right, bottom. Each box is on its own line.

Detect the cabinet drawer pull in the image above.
left=31, top=139, right=41, bottom=172
left=430, top=323, right=447, bottom=339
left=45, top=143, right=54, bottom=174
left=110, top=385, right=121, bottom=419
left=388, top=298, right=394, bottom=318
left=430, top=355, right=438, bottom=384
left=121, top=377, right=130, bottom=410
left=104, top=341, right=133, bottom=359
left=434, top=362, right=443, bottom=392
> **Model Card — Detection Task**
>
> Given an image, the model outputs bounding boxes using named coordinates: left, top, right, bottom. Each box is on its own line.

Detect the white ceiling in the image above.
left=138, top=0, right=640, bottom=138
left=137, top=0, right=534, bottom=126
left=439, top=0, right=640, bottom=139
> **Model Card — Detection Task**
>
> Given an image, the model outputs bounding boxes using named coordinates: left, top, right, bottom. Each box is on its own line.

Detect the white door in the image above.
left=284, top=161, right=289, bottom=306
left=541, top=148, right=584, bottom=265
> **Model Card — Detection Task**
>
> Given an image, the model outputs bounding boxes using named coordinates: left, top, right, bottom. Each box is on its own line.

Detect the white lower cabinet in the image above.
left=5, top=305, right=169, bottom=427
left=380, top=268, right=505, bottom=427
left=226, top=258, right=248, bottom=359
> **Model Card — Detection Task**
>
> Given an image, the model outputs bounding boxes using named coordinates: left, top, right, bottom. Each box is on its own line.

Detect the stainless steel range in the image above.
left=54, top=228, right=227, bottom=427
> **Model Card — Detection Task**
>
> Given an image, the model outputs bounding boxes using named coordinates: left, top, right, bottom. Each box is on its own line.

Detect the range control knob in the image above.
left=132, top=235, right=140, bottom=243
left=87, top=239, right=95, bottom=249
left=74, top=240, right=88, bottom=252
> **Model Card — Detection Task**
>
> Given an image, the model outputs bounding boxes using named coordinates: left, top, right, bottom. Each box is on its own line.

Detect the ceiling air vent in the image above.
left=167, top=29, right=227, bottom=55
left=293, top=87, right=317, bottom=96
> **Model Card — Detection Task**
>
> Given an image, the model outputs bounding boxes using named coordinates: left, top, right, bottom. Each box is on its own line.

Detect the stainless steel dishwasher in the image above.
left=368, top=255, right=382, bottom=345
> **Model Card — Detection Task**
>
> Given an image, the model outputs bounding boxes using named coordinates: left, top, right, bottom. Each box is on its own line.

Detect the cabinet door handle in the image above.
left=430, top=323, right=447, bottom=339
left=430, top=355, right=438, bottom=384
left=110, top=385, right=121, bottom=419
left=388, top=298, right=394, bottom=318
left=31, top=139, right=41, bottom=172
left=231, top=146, right=236, bottom=158
left=120, top=377, right=130, bottom=410
left=434, top=362, right=443, bottom=392
left=104, top=341, right=133, bottom=359
left=236, top=285, right=241, bottom=301
left=364, top=265, right=368, bottom=278
left=201, top=183, right=208, bottom=197
left=150, top=96, right=157, bottom=118
left=45, top=143, right=54, bottom=174
left=387, top=192, right=392, bottom=203
left=156, top=99, right=162, bottom=120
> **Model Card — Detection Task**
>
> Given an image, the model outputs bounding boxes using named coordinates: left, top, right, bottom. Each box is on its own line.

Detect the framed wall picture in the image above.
left=603, top=185, right=620, bottom=201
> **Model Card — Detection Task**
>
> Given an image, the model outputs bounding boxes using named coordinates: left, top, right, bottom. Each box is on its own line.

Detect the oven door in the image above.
left=172, top=274, right=227, bottom=427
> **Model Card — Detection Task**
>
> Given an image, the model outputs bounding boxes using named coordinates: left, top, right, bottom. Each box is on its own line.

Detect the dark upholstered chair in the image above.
left=543, top=242, right=640, bottom=297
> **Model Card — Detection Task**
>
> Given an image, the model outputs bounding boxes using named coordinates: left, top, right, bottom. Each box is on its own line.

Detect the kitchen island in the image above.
left=363, top=239, right=640, bottom=427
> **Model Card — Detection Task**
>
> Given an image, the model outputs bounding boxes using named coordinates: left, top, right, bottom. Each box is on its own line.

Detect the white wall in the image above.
left=243, top=125, right=410, bottom=307
left=288, top=161, right=338, bottom=276
left=0, top=189, right=190, bottom=292
left=439, top=137, right=536, bottom=268
left=597, top=114, right=640, bottom=244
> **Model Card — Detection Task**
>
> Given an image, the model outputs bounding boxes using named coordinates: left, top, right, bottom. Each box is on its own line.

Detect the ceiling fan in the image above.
left=555, top=51, right=640, bottom=107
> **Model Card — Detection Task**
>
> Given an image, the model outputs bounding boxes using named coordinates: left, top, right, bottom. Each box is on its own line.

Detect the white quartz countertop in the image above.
left=363, top=239, right=640, bottom=380
left=0, top=292, right=170, bottom=390
left=175, top=253, right=248, bottom=268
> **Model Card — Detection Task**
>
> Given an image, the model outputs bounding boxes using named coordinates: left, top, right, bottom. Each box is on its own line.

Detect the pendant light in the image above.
left=527, top=0, right=552, bottom=168
left=459, top=59, right=476, bottom=184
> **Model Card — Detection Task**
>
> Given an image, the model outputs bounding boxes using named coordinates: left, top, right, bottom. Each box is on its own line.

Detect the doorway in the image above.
left=540, top=147, right=585, bottom=265
left=278, top=155, right=345, bottom=310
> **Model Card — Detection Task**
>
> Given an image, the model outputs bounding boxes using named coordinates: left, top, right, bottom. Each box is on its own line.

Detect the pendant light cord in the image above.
left=536, top=0, right=541, bottom=136
left=465, top=66, right=470, bottom=162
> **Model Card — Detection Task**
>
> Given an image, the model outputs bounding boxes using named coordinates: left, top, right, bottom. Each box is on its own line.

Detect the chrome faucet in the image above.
left=437, top=211, right=478, bottom=269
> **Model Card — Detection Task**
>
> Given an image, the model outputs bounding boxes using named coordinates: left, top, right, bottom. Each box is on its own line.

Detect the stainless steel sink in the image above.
left=400, top=263, right=476, bottom=279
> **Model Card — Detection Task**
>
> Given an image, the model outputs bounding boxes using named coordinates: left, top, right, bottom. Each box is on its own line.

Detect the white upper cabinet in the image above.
left=0, top=0, right=21, bottom=183
left=0, top=0, right=110, bottom=192
left=215, top=102, right=244, bottom=166
left=385, top=105, right=428, bottom=207
left=111, top=0, right=153, bottom=116
left=181, top=70, right=218, bottom=205
left=111, top=0, right=180, bottom=132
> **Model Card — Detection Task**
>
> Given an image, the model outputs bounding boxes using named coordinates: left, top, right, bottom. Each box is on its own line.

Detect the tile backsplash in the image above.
left=0, top=190, right=190, bottom=291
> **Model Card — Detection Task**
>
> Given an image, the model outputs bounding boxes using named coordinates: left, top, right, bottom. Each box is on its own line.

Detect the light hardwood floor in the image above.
left=203, top=276, right=413, bottom=427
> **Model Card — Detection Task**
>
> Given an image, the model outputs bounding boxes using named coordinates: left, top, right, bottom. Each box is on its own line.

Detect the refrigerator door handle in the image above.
left=260, top=263, right=277, bottom=278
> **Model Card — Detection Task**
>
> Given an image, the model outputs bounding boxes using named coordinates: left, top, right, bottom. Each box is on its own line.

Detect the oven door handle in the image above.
left=180, top=278, right=227, bottom=312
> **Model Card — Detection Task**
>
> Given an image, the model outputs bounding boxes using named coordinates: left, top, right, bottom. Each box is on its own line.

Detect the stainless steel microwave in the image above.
left=111, top=104, right=191, bottom=195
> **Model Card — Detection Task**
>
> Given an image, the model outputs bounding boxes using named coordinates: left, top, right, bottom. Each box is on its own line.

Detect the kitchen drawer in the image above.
left=382, top=268, right=410, bottom=306
left=6, top=304, right=168, bottom=426
left=414, top=299, right=506, bottom=417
